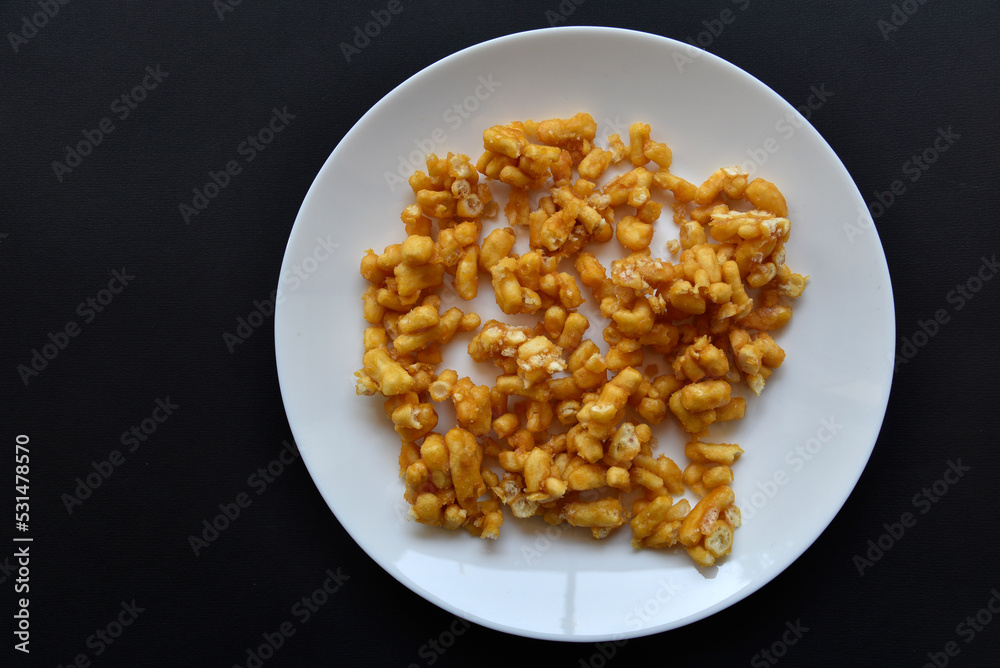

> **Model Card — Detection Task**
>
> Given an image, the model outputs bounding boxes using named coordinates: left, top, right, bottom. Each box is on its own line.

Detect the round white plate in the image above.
left=275, top=27, right=894, bottom=641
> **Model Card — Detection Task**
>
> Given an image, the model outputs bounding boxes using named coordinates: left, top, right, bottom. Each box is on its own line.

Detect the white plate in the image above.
left=275, top=27, right=894, bottom=641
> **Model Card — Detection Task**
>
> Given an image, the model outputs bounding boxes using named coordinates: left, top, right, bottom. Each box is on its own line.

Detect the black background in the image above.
left=2, top=1, right=999, bottom=666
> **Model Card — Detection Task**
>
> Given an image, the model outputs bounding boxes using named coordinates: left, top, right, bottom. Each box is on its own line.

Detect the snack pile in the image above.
left=355, top=113, right=807, bottom=567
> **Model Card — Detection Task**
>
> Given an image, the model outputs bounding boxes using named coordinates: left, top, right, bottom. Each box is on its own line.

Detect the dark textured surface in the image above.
left=2, top=1, right=998, bottom=666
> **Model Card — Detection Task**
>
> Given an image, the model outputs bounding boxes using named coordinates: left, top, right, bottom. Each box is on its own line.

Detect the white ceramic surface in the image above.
left=275, top=27, right=894, bottom=641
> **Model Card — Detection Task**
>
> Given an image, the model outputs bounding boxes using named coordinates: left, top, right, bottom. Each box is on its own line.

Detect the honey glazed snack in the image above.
left=354, top=113, right=807, bottom=567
